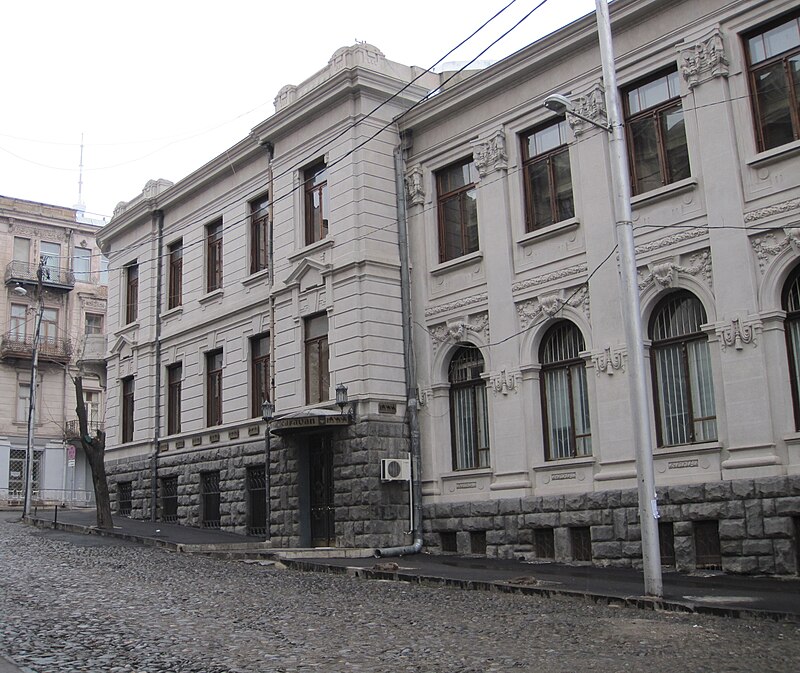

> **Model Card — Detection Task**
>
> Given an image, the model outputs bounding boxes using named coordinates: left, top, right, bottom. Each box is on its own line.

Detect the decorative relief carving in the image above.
left=751, top=228, right=800, bottom=274
left=416, top=387, right=432, bottom=407
left=8, top=223, right=65, bottom=242
left=471, top=129, right=508, bottom=177
left=566, top=82, right=607, bottom=136
left=490, top=369, right=520, bottom=395
left=424, top=293, right=487, bottom=318
left=429, top=312, right=490, bottom=353
left=717, top=317, right=759, bottom=352
left=744, top=198, right=800, bottom=224
left=634, top=227, right=705, bottom=255
left=405, top=165, right=424, bottom=206
left=511, top=264, right=587, bottom=293
left=637, top=250, right=712, bottom=292
left=592, top=345, right=625, bottom=376
left=678, top=28, right=728, bottom=89
left=516, top=286, right=589, bottom=330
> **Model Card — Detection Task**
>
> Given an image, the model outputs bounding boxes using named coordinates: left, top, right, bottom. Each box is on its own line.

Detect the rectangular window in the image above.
left=624, top=69, right=689, bottom=195
left=168, top=239, right=183, bottom=309
left=13, top=237, right=30, bottom=263
left=167, top=363, right=182, bottom=435
left=121, top=376, right=134, bottom=443
left=41, top=308, right=58, bottom=344
left=304, top=162, right=329, bottom=245
left=206, top=221, right=223, bottom=292
left=251, top=334, right=271, bottom=417
left=125, top=264, right=139, bottom=324
left=570, top=526, right=592, bottom=562
left=522, top=120, right=574, bottom=231
left=533, top=528, right=555, bottom=560
left=693, top=520, right=722, bottom=570
left=85, top=313, right=103, bottom=335
left=206, top=349, right=223, bottom=427
left=305, top=314, right=329, bottom=405
left=10, top=304, right=27, bottom=341
left=8, top=449, right=27, bottom=495
left=436, top=158, right=479, bottom=263
left=17, top=382, right=31, bottom=423
left=40, top=242, right=61, bottom=277
left=73, top=247, right=91, bottom=282
left=83, top=389, right=101, bottom=426
left=118, top=481, right=132, bottom=516
left=201, top=471, right=221, bottom=529
left=746, top=12, right=800, bottom=151
left=161, top=476, right=179, bottom=523
left=250, top=194, right=270, bottom=274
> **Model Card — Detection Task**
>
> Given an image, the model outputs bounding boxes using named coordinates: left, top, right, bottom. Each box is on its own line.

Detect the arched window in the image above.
left=449, top=346, right=490, bottom=470
left=540, top=322, right=592, bottom=460
left=782, top=265, right=800, bottom=429
left=649, top=291, right=716, bottom=447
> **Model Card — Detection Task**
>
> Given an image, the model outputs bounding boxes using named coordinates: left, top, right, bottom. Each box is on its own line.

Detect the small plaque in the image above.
left=175, top=439, right=185, bottom=449
left=379, top=402, right=397, bottom=415
left=228, top=429, right=240, bottom=440
left=668, top=459, right=698, bottom=470
left=456, top=481, right=477, bottom=490
left=248, top=425, right=261, bottom=437
left=209, top=432, right=220, bottom=443
left=192, top=436, right=202, bottom=446
left=551, top=472, right=577, bottom=481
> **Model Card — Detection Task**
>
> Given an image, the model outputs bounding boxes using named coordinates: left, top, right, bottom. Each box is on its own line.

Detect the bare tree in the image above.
left=73, top=375, right=113, bottom=529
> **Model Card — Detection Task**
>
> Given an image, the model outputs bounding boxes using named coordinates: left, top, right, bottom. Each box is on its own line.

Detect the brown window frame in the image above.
left=168, top=239, right=183, bottom=309
left=623, top=68, right=690, bottom=195
left=167, top=362, right=182, bottom=435
left=436, top=158, right=479, bottom=263
left=782, top=265, right=800, bottom=430
left=251, top=333, right=271, bottom=417
left=250, top=194, right=270, bottom=274
left=304, top=314, right=329, bottom=405
left=521, top=119, right=574, bottom=231
left=125, top=264, right=138, bottom=324
left=206, top=349, right=223, bottom=427
left=745, top=11, right=800, bottom=152
left=448, top=345, right=490, bottom=471
left=304, top=162, right=329, bottom=245
left=206, top=221, right=223, bottom=292
left=84, top=312, right=103, bottom=335
left=121, top=376, right=135, bottom=443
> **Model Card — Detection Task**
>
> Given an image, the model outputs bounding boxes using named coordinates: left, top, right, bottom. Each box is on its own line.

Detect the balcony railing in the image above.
left=5, top=260, right=75, bottom=291
left=65, top=420, right=104, bottom=440
left=0, top=333, right=73, bottom=362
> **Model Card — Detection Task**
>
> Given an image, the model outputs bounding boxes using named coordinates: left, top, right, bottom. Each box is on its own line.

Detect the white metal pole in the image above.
left=595, top=0, right=662, bottom=597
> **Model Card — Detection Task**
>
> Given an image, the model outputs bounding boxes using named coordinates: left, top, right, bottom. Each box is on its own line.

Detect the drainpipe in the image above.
left=150, top=209, right=164, bottom=521
left=376, top=130, right=423, bottom=558
left=262, top=139, right=275, bottom=538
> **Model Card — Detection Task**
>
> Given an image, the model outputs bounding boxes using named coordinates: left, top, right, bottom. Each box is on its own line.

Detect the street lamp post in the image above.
left=261, top=399, right=274, bottom=541
left=21, top=256, right=48, bottom=520
left=543, top=0, right=663, bottom=598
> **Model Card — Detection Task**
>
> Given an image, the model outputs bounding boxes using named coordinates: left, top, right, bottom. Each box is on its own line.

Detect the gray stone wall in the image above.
left=422, top=476, right=800, bottom=575
left=104, top=417, right=412, bottom=549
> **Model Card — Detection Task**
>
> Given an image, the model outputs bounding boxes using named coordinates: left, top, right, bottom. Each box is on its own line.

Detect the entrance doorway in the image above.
left=309, top=437, right=334, bottom=546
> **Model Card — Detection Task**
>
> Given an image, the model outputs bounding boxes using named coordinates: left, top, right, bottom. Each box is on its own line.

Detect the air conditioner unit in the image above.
left=380, top=457, right=411, bottom=482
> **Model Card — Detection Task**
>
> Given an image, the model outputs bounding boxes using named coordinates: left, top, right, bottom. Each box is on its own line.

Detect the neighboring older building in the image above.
left=99, top=0, right=800, bottom=573
left=0, top=196, right=108, bottom=506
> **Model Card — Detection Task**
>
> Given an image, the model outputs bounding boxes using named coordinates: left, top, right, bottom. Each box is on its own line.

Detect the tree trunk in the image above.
left=74, top=376, right=113, bottom=530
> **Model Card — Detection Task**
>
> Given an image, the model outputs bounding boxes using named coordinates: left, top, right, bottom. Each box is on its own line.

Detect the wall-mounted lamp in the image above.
left=261, top=399, right=275, bottom=423
left=12, top=283, right=27, bottom=297
left=335, top=383, right=355, bottom=421
left=543, top=93, right=611, bottom=133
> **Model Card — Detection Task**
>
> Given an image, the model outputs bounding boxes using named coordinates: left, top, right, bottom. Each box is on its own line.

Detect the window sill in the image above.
left=441, top=467, right=493, bottom=479
left=114, top=321, right=139, bottom=337
left=532, top=455, right=595, bottom=471
left=653, top=440, right=721, bottom=457
left=747, top=139, right=800, bottom=169
left=198, top=289, right=224, bottom=305
left=242, top=268, right=270, bottom=287
left=518, top=218, right=579, bottom=247
left=630, top=177, right=697, bottom=208
left=430, top=250, right=483, bottom=276
left=288, top=237, right=334, bottom=263
left=161, top=306, right=183, bottom=320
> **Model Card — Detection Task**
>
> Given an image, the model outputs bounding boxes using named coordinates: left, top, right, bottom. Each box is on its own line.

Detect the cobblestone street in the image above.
left=1, top=514, right=798, bottom=673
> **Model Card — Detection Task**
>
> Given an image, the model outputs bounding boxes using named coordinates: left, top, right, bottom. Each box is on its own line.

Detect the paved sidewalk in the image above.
left=22, top=506, right=800, bottom=621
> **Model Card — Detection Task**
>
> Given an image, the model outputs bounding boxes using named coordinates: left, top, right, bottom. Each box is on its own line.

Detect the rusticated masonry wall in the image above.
left=422, top=476, right=800, bottom=575
left=104, top=417, right=411, bottom=549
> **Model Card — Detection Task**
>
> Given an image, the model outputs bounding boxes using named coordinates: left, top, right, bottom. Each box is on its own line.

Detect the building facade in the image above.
left=99, top=0, right=800, bottom=573
left=0, top=196, right=107, bottom=506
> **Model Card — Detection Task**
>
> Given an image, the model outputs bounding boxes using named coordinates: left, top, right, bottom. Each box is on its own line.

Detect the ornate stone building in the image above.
left=99, top=0, right=800, bottom=572
left=0, top=196, right=107, bottom=506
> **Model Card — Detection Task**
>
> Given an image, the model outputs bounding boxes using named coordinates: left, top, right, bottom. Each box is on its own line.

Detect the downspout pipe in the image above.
left=150, top=209, right=164, bottom=521
left=376, top=131, right=423, bottom=558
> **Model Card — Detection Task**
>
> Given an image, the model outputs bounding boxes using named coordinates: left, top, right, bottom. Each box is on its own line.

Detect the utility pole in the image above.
left=595, top=0, right=662, bottom=597
left=22, top=256, right=48, bottom=519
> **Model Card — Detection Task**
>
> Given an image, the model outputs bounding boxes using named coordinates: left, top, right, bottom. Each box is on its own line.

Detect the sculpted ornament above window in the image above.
left=678, top=28, right=729, bottom=89
left=471, top=130, right=508, bottom=177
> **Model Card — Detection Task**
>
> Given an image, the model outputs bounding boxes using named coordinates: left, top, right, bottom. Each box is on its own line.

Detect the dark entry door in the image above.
left=309, top=437, right=334, bottom=546
left=246, top=465, right=267, bottom=536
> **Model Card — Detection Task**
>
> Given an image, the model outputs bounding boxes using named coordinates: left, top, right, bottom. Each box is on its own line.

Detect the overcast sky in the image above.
left=0, top=0, right=595, bottom=221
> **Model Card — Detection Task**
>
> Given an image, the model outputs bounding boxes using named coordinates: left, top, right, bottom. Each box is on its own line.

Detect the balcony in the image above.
left=0, top=333, right=73, bottom=363
left=76, top=334, right=107, bottom=387
left=65, top=420, right=104, bottom=443
left=5, top=260, right=75, bottom=292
